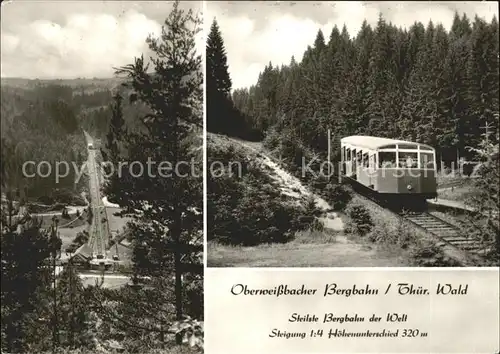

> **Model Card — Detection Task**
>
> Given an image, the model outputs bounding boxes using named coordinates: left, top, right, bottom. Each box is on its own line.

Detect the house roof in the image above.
left=71, top=243, right=93, bottom=260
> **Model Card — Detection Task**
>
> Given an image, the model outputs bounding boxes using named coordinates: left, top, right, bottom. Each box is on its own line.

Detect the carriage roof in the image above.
left=341, top=136, right=434, bottom=151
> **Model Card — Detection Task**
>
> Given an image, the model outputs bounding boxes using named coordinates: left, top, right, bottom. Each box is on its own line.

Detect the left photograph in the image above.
left=1, top=1, right=204, bottom=353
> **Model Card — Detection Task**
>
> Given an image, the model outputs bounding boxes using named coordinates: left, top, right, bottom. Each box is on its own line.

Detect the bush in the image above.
left=411, top=244, right=462, bottom=267
left=345, top=204, right=373, bottom=236
left=207, top=140, right=307, bottom=246
left=38, top=195, right=55, bottom=205
left=366, top=215, right=414, bottom=249
left=324, top=184, right=352, bottom=211
left=44, top=188, right=76, bottom=205
left=169, top=317, right=203, bottom=350
left=69, top=231, right=89, bottom=251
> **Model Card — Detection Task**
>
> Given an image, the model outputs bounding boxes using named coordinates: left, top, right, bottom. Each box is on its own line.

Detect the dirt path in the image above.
left=232, top=138, right=343, bottom=231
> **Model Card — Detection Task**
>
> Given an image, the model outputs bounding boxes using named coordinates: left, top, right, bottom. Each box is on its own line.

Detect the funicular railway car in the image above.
left=340, top=136, right=437, bottom=203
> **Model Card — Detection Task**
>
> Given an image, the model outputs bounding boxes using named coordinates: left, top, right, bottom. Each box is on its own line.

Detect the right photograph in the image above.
left=206, top=1, right=499, bottom=268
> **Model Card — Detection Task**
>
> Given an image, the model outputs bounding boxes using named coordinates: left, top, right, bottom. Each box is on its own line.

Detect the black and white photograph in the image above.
left=206, top=1, right=499, bottom=268
left=1, top=1, right=203, bottom=353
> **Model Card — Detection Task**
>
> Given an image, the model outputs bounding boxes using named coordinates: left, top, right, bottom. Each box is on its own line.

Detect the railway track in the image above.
left=87, top=144, right=106, bottom=258
left=341, top=175, right=489, bottom=259
left=400, top=211, right=486, bottom=255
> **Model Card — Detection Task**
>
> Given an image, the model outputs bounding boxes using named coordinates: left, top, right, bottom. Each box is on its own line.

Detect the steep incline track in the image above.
left=84, top=131, right=107, bottom=258
left=402, top=212, right=484, bottom=254
left=331, top=175, right=485, bottom=263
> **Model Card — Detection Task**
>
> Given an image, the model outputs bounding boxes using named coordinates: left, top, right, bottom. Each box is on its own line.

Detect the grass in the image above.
left=104, top=207, right=133, bottom=265
left=42, top=345, right=202, bottom=354
left=59, top=224, right=87, bottom=251
left=437, top=185, right=476, bottom=203
left=105, top=207, right=132, bottom=235
left=207, top=221, right=410, bottom=267
left=108, top=242, right=134, bottom=267
left=436, top=175, right=479, bottom=204
left=207, top=134, right=415, bottom=267
left=293, top=227, right=338, bottom=244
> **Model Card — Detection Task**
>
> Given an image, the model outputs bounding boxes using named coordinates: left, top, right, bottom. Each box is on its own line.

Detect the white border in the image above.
left=202, top=0, right=208, bottom=336
left=202, top=0, right=207, bottom=273
left=207, top=267, right=500, bottom=272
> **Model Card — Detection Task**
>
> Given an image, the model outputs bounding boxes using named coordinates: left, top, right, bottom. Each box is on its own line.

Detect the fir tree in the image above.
left=102, top=92, right=125, bottom=166
left=1, top=221, right=53, bottom=353
left=206, top=18, right=233, bottom=134
left=103, top=0, right=203, bottom=346
left=229, top=11, right=498, bottom=172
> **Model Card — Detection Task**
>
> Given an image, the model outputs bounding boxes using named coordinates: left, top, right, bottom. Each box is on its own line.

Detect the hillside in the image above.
left=207, top=133, right=412, bottom=267
left=0, top=76, right=147, bottom=204
left=1, top=77, right=124, bottom=91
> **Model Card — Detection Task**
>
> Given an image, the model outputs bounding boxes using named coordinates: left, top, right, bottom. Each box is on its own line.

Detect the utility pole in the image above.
left=327, top=128, right=331, bottom=181
left=69, top=254, right=75, bottom=349
left=51, top=216, right=59, bottom=353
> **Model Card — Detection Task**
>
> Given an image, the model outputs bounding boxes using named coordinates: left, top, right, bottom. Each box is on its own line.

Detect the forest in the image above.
left=207, top=11, right=499, bottom=262
left=1, top=80, right=114, bottom=203
left=0, top=76, right=151, bottom=204
left=228, top=12, right=499, bottom=166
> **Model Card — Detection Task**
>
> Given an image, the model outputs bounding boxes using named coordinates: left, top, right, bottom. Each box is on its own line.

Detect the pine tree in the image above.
left=365, top=15, right=400, bottom=138
left=463, top=125, right=499, bottom=259
left=342, top=20, right=374, bottom=136
left=53, top=264, right=96, bottom=350
left=232, top=11, right=498, bottom=183
left=104, top=1, right=203, bottom=346
left=466, top=16, right=500, bottom=153
left=102, top=92, right=125, bottom=166
left=1, top=221, right=53, bottom=353
left=206, top=18, right=233, bottom=134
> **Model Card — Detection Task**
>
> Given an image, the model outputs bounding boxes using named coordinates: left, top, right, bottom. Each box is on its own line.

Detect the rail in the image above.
left=340, top=175, right=490, bottom=263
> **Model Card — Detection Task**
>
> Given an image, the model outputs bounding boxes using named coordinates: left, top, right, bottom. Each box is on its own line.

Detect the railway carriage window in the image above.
left=398, top=144, right=418, bottom=150
left=362, top=153, right=369, bottom=168
left=420, top=146, right=433, bottom=151
left=420, top=152, right=435, bottom=169
left=398, top=151, right=418, bottom=168
left=379, top=151, right=396, bottom=168
left=356, top=151, right=362, bottom=164
left=346, top=148, right=351, bottom=161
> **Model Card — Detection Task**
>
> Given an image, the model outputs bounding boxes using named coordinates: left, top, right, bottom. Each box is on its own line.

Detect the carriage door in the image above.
left=368, top=152, right=375, bottom=189
left=341, top=146, right=346, bottom=175
left=351, top=149, right=356, bottom=177
left=355, top=150, right=362, bottom=179
left=344, top=147, right=351, bottom=176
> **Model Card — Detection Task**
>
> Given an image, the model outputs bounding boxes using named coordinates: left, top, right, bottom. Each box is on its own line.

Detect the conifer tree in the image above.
left=103, top=0, right=203, bottom=345
left=463, top=125, right=499, bottom=259
left=102, top=92, right=125, bottom=166
left=53, top=264, right=96, bottom=350
left=1, top=221, right=53, bottom=353
left=206, top=18, right=233, bottom=133
left=223, top=11, right=497, bottom=176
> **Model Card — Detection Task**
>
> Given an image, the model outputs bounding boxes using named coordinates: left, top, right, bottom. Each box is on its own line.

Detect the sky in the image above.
left=206, top=1, right=499, bottom=90
left=0, top=1, right=203, bottom=79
